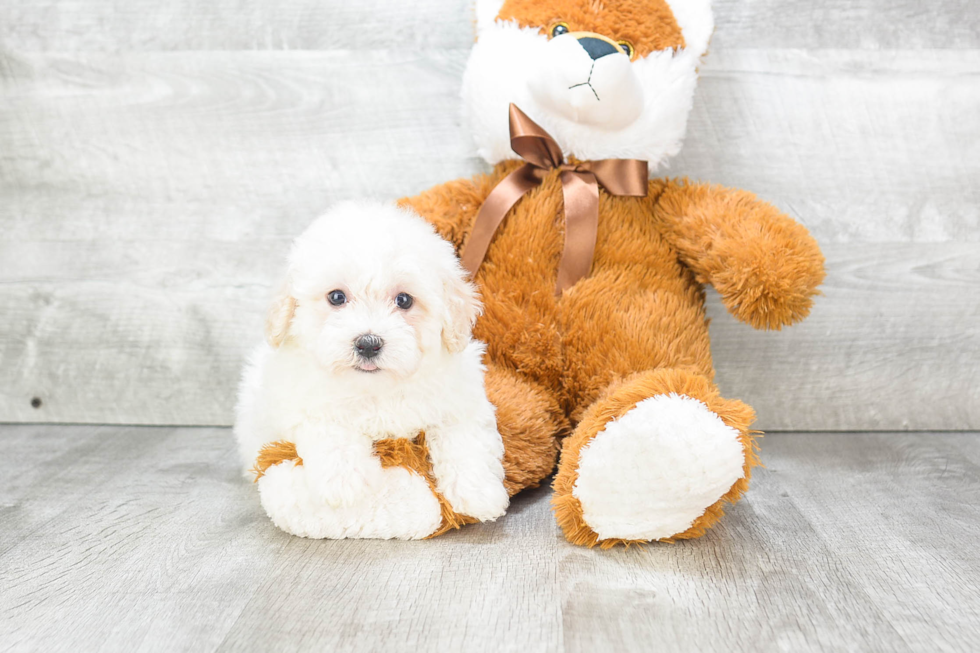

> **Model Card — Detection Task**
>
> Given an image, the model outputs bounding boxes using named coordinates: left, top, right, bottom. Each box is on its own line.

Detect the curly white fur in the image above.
left=234, top=201, right=509, bottom=539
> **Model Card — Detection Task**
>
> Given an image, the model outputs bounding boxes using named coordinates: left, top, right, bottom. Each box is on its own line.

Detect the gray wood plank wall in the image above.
left=1, top=1, right=977, bottom=429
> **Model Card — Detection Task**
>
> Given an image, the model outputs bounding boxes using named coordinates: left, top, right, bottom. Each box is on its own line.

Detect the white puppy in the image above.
left=234, top=201, right=509, bottom=540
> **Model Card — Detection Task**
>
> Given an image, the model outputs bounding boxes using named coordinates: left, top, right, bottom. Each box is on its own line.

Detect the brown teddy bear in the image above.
left=395, top=0, right=825, bottom=547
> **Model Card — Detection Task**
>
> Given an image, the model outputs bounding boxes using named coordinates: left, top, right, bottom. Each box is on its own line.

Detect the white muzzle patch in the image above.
left=529, top=33, right=643, bottom=130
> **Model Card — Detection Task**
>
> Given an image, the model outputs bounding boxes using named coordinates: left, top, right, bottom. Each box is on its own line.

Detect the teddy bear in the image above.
left=395, top=0, right=826, bottom=547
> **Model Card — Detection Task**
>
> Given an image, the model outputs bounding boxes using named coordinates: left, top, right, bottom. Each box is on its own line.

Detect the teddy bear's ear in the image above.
left=441, top=264, right=482, bottom=354
left=265, top=279, right=297, bottom=349
left=664, top=0, right=714, bottom=58
left=475, top=0, right=505, bottom=35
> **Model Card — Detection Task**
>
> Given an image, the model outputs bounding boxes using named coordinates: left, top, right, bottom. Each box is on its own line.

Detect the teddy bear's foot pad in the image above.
left=572, top=393, right=746, bottom=541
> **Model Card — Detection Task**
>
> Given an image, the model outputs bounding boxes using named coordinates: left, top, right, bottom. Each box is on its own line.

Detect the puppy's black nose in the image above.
left=354, top=333, right=384, bottom=359
left=577, top=36, right=620, bottom=60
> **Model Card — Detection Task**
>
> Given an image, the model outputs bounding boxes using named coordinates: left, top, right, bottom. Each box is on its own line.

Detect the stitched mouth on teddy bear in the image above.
left=567, top=61, right=600, bottom=101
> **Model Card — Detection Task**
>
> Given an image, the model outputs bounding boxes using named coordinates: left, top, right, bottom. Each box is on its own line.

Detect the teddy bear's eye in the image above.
left=618, top=40, right=634, bottom=59
left=551, top=23, right=570, bottom=38
left=327, top=289, right=347, bottom=306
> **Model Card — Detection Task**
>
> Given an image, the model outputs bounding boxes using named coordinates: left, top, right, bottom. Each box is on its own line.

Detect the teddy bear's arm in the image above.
left=652, top=179, right=826, bottom=330
left=397, top=164, right=521, bottom=253
left=396, top=178, right=486, bottom=252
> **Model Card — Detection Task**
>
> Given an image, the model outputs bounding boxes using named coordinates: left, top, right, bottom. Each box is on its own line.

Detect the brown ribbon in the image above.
left=460, top=104, right=648, bottom=294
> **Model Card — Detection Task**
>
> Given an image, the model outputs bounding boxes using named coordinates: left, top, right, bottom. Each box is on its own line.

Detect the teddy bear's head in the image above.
left=463, top=0, right=712, bottom=169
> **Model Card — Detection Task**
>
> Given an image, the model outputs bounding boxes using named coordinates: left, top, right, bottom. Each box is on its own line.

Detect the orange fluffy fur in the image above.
left=252, top=440, right=302, bottom=480
left=498, top=0, right=685, bottom=56
left=254, top=0, right=824, bottom=545
left=398, top=160, right=824, bottom=546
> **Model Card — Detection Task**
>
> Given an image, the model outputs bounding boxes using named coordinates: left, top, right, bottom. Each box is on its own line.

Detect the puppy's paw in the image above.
left=443, top=476, right=510, bottom=522
left=309, top=465, right=383, bottom=508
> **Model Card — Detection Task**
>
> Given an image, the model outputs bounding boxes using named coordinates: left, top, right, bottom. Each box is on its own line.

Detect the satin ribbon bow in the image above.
left=460, top=104, right=648, bottom=294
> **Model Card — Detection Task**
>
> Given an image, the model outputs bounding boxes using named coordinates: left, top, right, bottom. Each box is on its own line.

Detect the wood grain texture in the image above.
left=2, top=0, right=978, bottom=51
left=3, top=50, right=976, bottom=245
left=677, top=50, right=980, bottom=244
left=709, top=243, right=980, bottom=431
left=2, top=242, right=977, bottom=429
left=1, top=38, right=978, bottom=426
left=0, top=0, right=477, bottom=52
left=709, top=0, right=980, bottom=50
left=1, top=425, right=979, bottom=652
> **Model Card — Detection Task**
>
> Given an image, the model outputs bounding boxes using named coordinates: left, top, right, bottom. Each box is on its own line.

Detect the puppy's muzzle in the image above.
left=354, top=333, right=384, bottom=359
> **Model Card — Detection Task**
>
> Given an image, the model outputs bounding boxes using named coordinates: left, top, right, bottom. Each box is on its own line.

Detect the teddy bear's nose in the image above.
left=354, top=333, right=384, bottom=359
left=577, top=36, right=620, bottom=60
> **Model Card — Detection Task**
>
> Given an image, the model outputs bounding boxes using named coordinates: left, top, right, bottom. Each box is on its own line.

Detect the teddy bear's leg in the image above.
left=484, top=362, right=570, bottom=496
left=551, top=368, right=758, bottom=547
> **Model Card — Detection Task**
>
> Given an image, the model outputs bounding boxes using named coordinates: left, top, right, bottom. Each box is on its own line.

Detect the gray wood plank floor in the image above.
left=1, top=425, right=977, bottom=652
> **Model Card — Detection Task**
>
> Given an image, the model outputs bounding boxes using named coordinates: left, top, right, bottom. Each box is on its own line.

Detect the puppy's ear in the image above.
left=265, top=279, right=297, bottom=348
left=441, top=265, right=482, bottom=354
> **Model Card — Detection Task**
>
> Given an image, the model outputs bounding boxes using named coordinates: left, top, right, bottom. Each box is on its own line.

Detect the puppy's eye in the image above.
left=618, top=40, right=634, bottom=59
left=550, top=22, right=569, bottom=38
left=395, top=292, right=414, bottom=310
left=327, top=290, right=347, bottom=306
